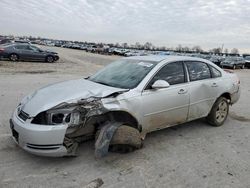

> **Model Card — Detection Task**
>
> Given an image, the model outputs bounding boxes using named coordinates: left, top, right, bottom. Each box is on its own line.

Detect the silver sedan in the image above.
left=10, top=56, right=240, bottom=157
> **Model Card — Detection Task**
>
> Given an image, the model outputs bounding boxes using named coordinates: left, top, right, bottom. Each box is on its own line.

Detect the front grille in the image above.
left=18, top=110, right=29, bottom=121
left=26, top=143, right=61, bottom=150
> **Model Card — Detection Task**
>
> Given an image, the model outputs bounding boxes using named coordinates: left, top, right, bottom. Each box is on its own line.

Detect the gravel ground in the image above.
left=0, top=47, right=249, bottom=188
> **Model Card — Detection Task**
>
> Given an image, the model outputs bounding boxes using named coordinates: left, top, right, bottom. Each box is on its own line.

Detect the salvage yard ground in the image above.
left=0, top=47, right=250, bottom=188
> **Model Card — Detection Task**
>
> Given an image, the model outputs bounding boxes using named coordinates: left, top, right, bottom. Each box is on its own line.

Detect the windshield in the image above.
left=89, top=59, right=157, bottom=89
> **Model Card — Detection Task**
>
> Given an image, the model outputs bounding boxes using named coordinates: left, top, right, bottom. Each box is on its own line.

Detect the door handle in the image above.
left=211, top=83, right=218, bottom=87
left=178, top=89, right=187, bottom=94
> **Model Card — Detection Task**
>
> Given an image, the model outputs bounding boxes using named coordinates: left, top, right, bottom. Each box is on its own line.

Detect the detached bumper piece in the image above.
left=95, top=122, right=123, bottom=158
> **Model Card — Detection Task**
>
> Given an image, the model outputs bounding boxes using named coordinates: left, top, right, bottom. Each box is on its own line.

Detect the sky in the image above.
left=0, top=0, right=250, bottom=53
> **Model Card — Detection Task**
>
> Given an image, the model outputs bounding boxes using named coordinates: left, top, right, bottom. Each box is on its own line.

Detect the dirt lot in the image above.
left=0, top=47, right=249, bottom=188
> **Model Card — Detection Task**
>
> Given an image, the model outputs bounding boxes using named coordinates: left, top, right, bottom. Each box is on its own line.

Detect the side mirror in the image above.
left=151, top=80, right=170, bottom=89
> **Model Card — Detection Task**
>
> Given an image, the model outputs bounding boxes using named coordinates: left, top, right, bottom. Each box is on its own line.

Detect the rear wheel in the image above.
left=46, top=55, right=54, bottom=63
left=9, top=53, right=19, bottom=61
left=206, top=97, right=229, bottom=127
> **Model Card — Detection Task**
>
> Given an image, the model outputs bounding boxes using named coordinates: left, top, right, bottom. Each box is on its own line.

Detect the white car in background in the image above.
left=10, top=56, right=240, bottom=157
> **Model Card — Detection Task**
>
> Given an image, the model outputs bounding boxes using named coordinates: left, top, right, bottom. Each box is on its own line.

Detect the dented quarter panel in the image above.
left=188, top=79, right=218, bottom=121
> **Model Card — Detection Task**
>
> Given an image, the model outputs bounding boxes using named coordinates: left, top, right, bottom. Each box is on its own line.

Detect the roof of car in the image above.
left=125, top=55, right=207, bottom=62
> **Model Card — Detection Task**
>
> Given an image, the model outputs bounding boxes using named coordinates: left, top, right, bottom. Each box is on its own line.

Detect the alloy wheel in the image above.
left=215, top=101, right=228, bottom=123
left=10, top=54, right=18, bottom=61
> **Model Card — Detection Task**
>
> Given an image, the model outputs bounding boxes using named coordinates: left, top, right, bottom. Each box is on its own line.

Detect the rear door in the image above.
left=185, top=61, right=222, bottom=121
left=14, top=44, right=34, bottom=60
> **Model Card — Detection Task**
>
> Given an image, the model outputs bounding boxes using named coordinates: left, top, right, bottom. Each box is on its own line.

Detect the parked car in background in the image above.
left=10, top=56, right=240, bottom=157
left=220, top=57, right=245, bottom=69
left=79, top=45, right=87, bottom=50
left=0, top=43, right=59, bottom=63
left=71, top=44, right=81, bottom=49
left=86, top=45, right=97, bottom=53
left=244, top=56, right=250, bottom=68
left=209, top=56, right=223, bottom=66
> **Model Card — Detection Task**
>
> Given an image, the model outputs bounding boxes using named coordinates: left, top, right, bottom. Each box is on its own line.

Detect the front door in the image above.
left=140, top=62, right=190, bottom=133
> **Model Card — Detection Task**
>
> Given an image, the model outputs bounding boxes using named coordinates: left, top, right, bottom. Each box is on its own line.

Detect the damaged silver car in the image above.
left=10, top=56, right=240, bottom=157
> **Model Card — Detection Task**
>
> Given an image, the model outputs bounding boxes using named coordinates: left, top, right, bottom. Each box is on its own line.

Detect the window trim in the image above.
left=208, top=64, right=222, bottom=78
left=144, top=61, right=187, bottom=90
left=185, top=61, right=212, bottom=82
left=14, top=44, right=30, bottom=50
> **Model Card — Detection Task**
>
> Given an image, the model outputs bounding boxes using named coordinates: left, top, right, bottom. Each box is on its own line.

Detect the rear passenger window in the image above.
left=209, top=65, right=221, bottom=78
left=186, top=61, right=211, bottom=81
left=14, top=45, right=29, bottom=50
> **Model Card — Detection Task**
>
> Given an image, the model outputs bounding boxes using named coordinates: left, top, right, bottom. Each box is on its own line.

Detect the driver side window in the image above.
left=146, top=62, right=185, bottom=89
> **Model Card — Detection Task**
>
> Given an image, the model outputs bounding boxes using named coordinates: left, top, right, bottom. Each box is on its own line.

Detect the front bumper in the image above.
left=10, top=109, right=68, bottom=157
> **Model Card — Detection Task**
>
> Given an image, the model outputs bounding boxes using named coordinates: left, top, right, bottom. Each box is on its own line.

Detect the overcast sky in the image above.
left=0, top=0, right=249, bottom=52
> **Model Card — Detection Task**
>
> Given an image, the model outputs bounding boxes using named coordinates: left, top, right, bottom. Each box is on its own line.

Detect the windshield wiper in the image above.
left=94, top=81, right=112, bottom=87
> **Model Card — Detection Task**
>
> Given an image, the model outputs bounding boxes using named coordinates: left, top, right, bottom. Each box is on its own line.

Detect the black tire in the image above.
left=95, top=125, right=142, bottom=153
left=206, top=97, right=229, bottom=127
left=46, top=55, right=54, bottom=63
left=9, top=53, right=19, bottom=61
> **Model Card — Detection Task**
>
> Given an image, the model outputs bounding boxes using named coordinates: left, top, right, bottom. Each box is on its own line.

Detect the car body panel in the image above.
left=141, top=83, right=189, bottom=132
left=11, top=109, right=68, bottom=157
left=10, top=55, right=241, bottom=157
left=221, top=57, right=245, bottom=68
left=22, top=79, right=127, bottom=117
left=0, top=43, right=59, bottom=62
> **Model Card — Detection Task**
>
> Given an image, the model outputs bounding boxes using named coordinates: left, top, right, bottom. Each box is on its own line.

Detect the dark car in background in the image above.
left=244, top=56, right=250, bottom=68
left=209, top=56, right=221, bottom=66
left=0, top=43, right=59, bottom=63
left=220, top=57, right=245, bottom=69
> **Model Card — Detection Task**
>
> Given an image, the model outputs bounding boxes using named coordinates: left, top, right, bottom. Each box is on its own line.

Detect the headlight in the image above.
left=46, top=108, right=81, bottom=127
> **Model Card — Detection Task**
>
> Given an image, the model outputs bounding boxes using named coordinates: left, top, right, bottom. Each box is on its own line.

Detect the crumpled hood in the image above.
left=21, top=79, right=126, bottom=117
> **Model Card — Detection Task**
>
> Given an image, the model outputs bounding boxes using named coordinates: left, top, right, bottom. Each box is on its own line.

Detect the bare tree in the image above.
left=183, top=46, right=190, bottom=52
left=231, top=48, right=239, bottom=54
left=122, top=43, right=128, bottom=48
left=115, top=42, right=120, bottom=47
left=176, top=44, right=183, bottom=52
left=192, top=46, right=203, bottom=53
left=135, top=42, right=142, bottom=49
left=224, top=48, right=229, bottom=54
left=159, top=46, right=166, bottom=51
left=209, top=48, right=222, bottom=54
left=144, top=42, right=153, bottom=50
